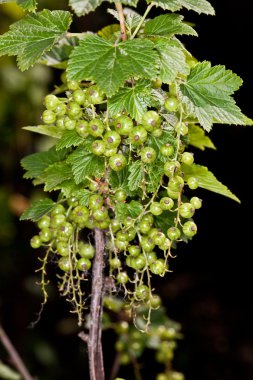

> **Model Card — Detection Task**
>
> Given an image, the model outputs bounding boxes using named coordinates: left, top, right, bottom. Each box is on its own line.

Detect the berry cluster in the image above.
left=30, top=76, right=202, bottom=325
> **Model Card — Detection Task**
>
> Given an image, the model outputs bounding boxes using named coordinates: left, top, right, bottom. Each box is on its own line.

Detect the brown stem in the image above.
left=115, top=2, right=127, bottom=41
left=88, top=228, right=105, bottom=380
left=0, top=324, right=34, bottom=380
left=110, top=352, right=121, bottom=380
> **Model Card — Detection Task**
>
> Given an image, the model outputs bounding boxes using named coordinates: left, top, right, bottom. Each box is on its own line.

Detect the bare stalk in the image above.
left=115, top=2, right=127, bottom=41
left=0, top=324, right=34, bottom=380
left=88, top=228, right=105, bottom=380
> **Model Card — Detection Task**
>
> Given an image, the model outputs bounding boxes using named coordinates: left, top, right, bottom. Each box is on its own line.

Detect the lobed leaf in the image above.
left=23, top=125, right=62, bottom=139
left=56, top=130, right=84, bottom=150
left=43, top=162, right=73, bottom=192
left=69, top=0, right=103, bottom=16
left=188, top=124, right=216, bottom=150
left=127, top=161, right=144, bottom=192
left=20, top=198, right=56, bottom=221
left=182, top=163, right=240, bottom=202
left=144, top=14, right=197, bottom=37
left=148, top=0, right=215, bottom=15
left=17, top=0, right=37, bottom=11
left=0, top=10, right=72, bottom=70
left=67, top=35, right=158, bottom=96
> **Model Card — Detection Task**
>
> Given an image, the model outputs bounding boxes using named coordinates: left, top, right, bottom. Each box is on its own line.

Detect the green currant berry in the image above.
left=129, top=126, right=147, bottom=145
left=67, top=196, right=78, bottom=207
left=114, top=115, right=133, bottom=135
left=104, top=130, right=121, bottom=148
left=119, top=353, right=131, bottom=365
left=160, top=143, right=174, bottom=157
left=93, top=206, right=108, bottom=221
left=37, top=215, right=51, bottom=229
left=77, top=257, right=91, bottom=271
left=66, top=101, right=82, bottom=119
left=166, top=188, right=180, bottom=199
left=156, top=373, right=168, bottom=380
left=44, top=94, right=59, bottom=110
left=114, top=189, right=127, bottom=202
left=51, top=214, right=66, bottom=228
left=138, top=220, right=152, bottom=234
left=169, top=83, right=177, bottom=96
left=142, top=110, right=161, bottom=131
left=146, top=251, right=157, bottom=264
left=128, top=245, right=141, bottom=257
left=179, top=202, right=195, bottom=218
left=167, top=226, right=181, bottom=240
left=160, top=197, right=174, bottom=210
left=55, top=102, right=67, bottom=117
left=123, top=216, right=134, bottom=228
left=150, top=259, right=166, bottom=276
left=152, top=128, right=163, bottom=137
left=89, top=194, right=104, bottom=210
left=131, top=255, right=146, bottom=270
left=148, top=228, right=159, bottom=238
left=95, top=218, right=110, bottom=230
left=152, top=78, right=163, bottom=88
left=67, top=80, right=80, bottom=91
left=56, top=117, right=66, bottom=129
left=117, top=272, right=129, bottom=284
left=76, top=121, right=89, bottom=137
left=127, top=228, right=136, bottom=241
left=91, top=140, right=106, bottom=156
left=71, top=205, right=89, bottom=225
left=110, top=219, right=121, bottom=233
left=181, top=152, right=194, bottom=165
left=51, top=203, right=65, bottom=216
left=140, top=236, right=155, bottom=252
left=164, top=96, right=179, bottom=112
left=88, top=118, right=104, bottom=137
left=164, top=161, right=180, bottom=177
left=104, top=147, right=118, bottom=157
left=159, top=237, right=171, bottom=251
left=109, top=154, right=127, bottom=171
left=175, top=122, right=188, bottom=136
left=190, top=196, right=202, bottom=209
left=116, top=230, right=129, bottom=242
left=64, top=116, right=76, bottom=130
left=110, top=257, right=121, bottom=269
left=135, top=284, right=149, bottom=300
left=152, top=231, right=166, bottom=246
left=168, top=175, right=184, bottom=192
left=187, top=176, right=199, bottom=190
left=149, top=294, right=161, bottom=309
left=140, top=147, right=157, bottom=163
left=126, top=255, right=134, bottom=268
left=56, top=241, right=69, bottom=256
left=72, top=89, right=86, bottom=104
left=30, top=235, right=42, bottom=249
left=150, top=202, right=163, bottom=216
left=86, top=86, right=105, bottom=104
left=58, top=222, right=73, bottom=239
left=42, top=110, right=56, bottom=124
left=39, top=228, right=52, bottom=243
left=115, top=239, right=129, bottom=251
left=141, top=213, right=154, bottom=225
left=58, top=257, right=71, bottom=272
left=183, top=221, right=197, bottom=237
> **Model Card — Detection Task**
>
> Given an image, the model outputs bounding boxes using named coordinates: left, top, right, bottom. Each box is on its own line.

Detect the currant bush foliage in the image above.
left=1, top=0, right=251, bottom=329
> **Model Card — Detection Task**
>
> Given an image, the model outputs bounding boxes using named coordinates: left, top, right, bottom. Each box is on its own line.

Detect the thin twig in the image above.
left=115, top=2, right=127, bottom=41
left=0, top=324, right=34, bottom=380
left=110, top=352, right=121, bottom=380
left=88, top=228, right=105, bottom=380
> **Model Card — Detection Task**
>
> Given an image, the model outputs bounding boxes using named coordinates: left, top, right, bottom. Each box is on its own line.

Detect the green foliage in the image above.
left=20, top=198, right=56, bottom=221
left=149, top=0, right=215, bottom=14
left=17, top=0, right=37, bottom=11
left=188, top=124, right=216, bottom=150
left=0, top=361, right=21, bottom=380
left=144, top=14, right=197, bottom=37
left=0, top=10, right=72, bottom=70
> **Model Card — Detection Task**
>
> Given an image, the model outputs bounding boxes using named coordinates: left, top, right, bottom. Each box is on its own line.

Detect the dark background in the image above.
left=0, top=0, right=253, bottom=379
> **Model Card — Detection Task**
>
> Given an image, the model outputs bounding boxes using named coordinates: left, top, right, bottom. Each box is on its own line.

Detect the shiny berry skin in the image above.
left=44, top=94, right=59, bottom=110
left=149, top=295, right=161, bottom=308
left=117, top=272, right=129, bottom=284
left=67, top=80, right=80, bottom=91
left=116, top=230, right=129, bottom=242
left=128, top=245, right=141, bottom=257
left=64, top=116, right=76, bottom=130
left=109, top=154, right=127, bottom=171
left=152, top=231, right=166, bottom=246
left=166, top=187, right=180, bottom=199
left=152, top=128, right=163, bottom=137
left=187, top=176, right=199, bottom=190
left=42, top=110, right=56, bottom=124
left=159, top=237, right=171, bottom=251
left=142, top=110, right=161, bottom=131
left=114, top=189, right=127, bottom=202
left=104, top=130, right=121, bottom=148
left=160, top=143, right=174, bottom=157
left=50, top=214, right=66, bottom=228
left=129, top=126, right=147, bottom=145
left=55, top=102, right=67, bottom=117
left=76, top=121, right=89, bottom=137
left=167, top=226, right=181, bottom=240
left=150, top=202, right=163, bottom=216
left=164, top=96, right=179, bottom=112
left=37, top=215, right=51, bottom=229
left=164, top=161, right=180, bottom=177
left=93, top=207, right=108, bottom=221
left=135, top=284, right=149, bottom=300
left=88, top=194, right=104, bottom=210
left=86, top=86, right=104, bottom=104
left=115, top=239, right=129, bottom=251
left=77, top=257, right=91, bottom=271
left=150, top=259, right=166, bottom=276
left=58, top=257, right=71, bottom=272
left=141, top=213, right=154, bottom=225
left=88, top=118, right=104, bottom=137
left=160, top=197, right=174, bottom=210
left=179, top=202, right=195, bottom=218
left=91, top=140, right=106, bottom=156
left=138, top=220, right=152, bottom=234
left=72, top=89, right=86, bottom=104
left=51, top=204, right=66, bottom=216
left=110, top=219, right=121, bottom=233
left=131, top=255, right=146, bottom=270
left=66, top=101, right=82, bottom=119
left=56, top=241, right=69, bottom=256
left=39, top=228, right=52, bottom=243
left=114, top=115, right=133, bottom=135
left=110, top=257, right=121, bottom=269
left=183, top=221, right=197, bottom=237
left=146, top=251, right=157, bottom=264
left=181, top=152, right=194, bottom=165
left=71, top=205, right=89, bottom=225
left=168, top=175, right=184, bottom=192
left=175, top=122, right=188, bottom=136
left=104, top=147, right=117, bottom=157
left=58, top=222, right=73, bottom=239
left=140, top=236, right=155, bottom=252
left=190, top=196, right=202, bottom=209
left=30, top=235, right=42, bottom=249
left=56, top=117, right=66, bottom=129
left=140, top=147, right=157, bottom=163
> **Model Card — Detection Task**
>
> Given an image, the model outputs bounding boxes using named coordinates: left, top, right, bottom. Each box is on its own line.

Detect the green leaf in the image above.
left=0, top=361, right=21, bottom=380
left=181, top=61, right=242, bottom=108
left=155, top=39, right=189, bottom=84
left=43, top=162, right=73, bottom=192
left=147, top=129, right=176, bottom=161
left=69, top=0, right=103, bottom=16
left=149, top=0, right=215, bottom=15
left=20, top=198, right=56, bottom=221
left=67, top=35, right=158, bottom=96
left=146, top=164, right=163, bottom=193
left=188, top=124, right=216, bottom=150
left=128, top=161, right=144, bottom=191
left=108, top=81, right=151, bottom=122
left=154, top=210, right=176, bottom=233
left=115, top=200, right=143, bottom=220
left=21, top=147, right=68, bottom=181
left=56, top=130, right=84, bottom=150
left=144, top=14, right=197, bottom=37
left=0, top=10, right=72, bottom=70
left=75, top=189, right=92, bottom=206
left=98, top=24, right=120, bottom=41
left=23, top=125, right=62, bottom=139
left=109, top=167, right=137, bottom=196
left=182, top=163, right=240, bottom=203
left=67, top=145, right=105, bottom=184
left=40, top=43, right=75, bottom=68
left=55, top=180, right=81, bottom=198
left=17, top=0, right=37, bottom=11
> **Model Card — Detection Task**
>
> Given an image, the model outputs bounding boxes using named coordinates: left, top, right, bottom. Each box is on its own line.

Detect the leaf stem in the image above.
left=115, top=2, right=127, bottom=41
left=131, top=3, right=154, bottom=40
